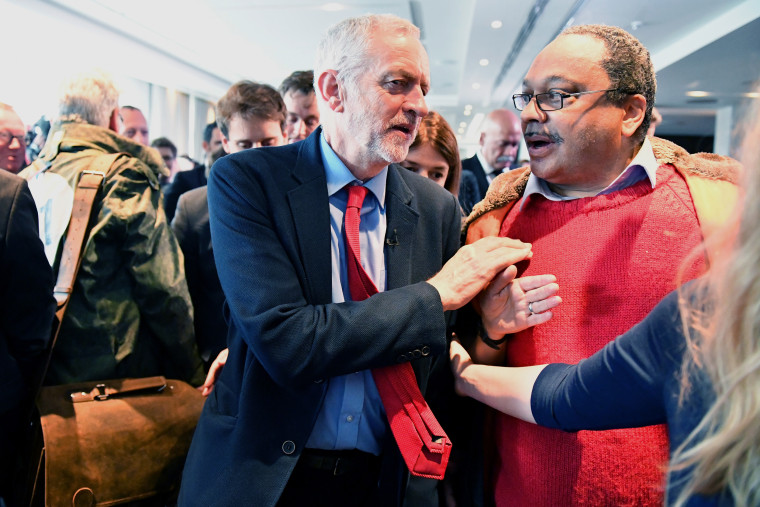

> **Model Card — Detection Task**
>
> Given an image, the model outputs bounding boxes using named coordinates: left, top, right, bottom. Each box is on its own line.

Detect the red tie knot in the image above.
left=347, top=184, right=368, bottom=210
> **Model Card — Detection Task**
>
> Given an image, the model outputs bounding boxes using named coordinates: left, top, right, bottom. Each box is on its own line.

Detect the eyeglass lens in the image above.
left=0, top=131, right=25, bottom=146
left=514, top=93, right=563, bottom=111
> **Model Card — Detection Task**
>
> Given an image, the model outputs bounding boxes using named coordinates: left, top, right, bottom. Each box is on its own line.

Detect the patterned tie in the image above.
left=344, top=184, right=451, bottom=480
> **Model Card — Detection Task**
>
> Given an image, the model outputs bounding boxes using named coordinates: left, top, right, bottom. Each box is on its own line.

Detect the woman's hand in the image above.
left=199, top=348, right=228, bottom=397
left=449, top=336, right=473, bottom=397
left=449, top=335, right=544, bottom=423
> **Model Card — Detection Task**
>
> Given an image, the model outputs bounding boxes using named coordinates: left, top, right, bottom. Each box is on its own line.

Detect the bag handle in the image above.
left=69, top=376, right=168, bottom=403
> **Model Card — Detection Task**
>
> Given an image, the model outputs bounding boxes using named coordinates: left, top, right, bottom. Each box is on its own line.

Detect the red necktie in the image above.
left=344, top=184, right=452, bottom=480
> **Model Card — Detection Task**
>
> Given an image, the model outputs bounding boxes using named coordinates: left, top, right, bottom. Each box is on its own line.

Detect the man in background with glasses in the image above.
left=456, top=24, right=740, bottom=507
left=0, top=103, right=28, bottom=174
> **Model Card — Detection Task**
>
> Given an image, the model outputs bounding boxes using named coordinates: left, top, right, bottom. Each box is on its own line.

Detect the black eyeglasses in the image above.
left=512, top=88, right=622, bottom=112
left=0, top=130, right=25, bottom=147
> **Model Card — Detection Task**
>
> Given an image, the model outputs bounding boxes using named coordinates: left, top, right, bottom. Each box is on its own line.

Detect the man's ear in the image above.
left=621, top=94, right=647, bottom=139
left=317, top=70, right=344, bottom=113
left=221, top=135, right=231, bottom=154
left=108, top=108, right=120, bottom=133
left=479, top=132, right=486, bottom=147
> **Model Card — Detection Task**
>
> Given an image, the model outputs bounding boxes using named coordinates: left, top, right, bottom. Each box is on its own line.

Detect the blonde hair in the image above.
left=673, top=90, right=760, bottom=506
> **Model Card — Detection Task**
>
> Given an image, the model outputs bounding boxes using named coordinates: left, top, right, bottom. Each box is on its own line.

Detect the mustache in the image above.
left=524, top=130, right=564, bottom=143
left=388, top=114, right=421, bottom=130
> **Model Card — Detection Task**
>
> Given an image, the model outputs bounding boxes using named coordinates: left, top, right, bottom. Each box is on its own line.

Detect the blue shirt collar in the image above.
left=521, top=137, right=658, bottom=207
left=320, top=131, right=387, bottom=209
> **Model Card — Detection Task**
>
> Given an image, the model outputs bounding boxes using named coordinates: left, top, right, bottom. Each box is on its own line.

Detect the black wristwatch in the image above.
left=478, top=320, right=509, bottom=350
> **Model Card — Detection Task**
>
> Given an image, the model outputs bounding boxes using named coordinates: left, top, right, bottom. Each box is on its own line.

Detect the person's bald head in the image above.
left=479, top=108, right=522, bottom=170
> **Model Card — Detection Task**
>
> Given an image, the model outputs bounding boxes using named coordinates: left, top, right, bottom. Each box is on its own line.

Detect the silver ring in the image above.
left=528, top=302, right=535, bottom=315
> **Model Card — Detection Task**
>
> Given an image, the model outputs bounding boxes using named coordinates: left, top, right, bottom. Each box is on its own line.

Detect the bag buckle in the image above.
left=70, top=383, right=109, bottom=403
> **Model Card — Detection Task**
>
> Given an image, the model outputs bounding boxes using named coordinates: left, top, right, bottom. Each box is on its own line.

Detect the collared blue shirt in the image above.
left=521, top=137, right=659, bottom=208
left=304, top=133, right=388, bottom=455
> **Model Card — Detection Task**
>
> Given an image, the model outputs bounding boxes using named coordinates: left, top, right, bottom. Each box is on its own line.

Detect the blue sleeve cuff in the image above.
left=530, top=363, right=574, bottom=429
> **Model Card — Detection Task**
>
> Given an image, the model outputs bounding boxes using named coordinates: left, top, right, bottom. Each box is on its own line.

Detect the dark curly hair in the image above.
left=562, top=25, right=656, bottom=143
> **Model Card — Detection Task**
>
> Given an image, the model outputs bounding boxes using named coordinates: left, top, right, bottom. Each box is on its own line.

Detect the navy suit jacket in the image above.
left=0, top=171, right=54, bottom=439
left=178, top=128, right=461, bottom=506
left=458, top=170, right=481, bottom=217
left=461, top=154, right=489, bottom=204
left=163, top=164, right=206, bottom=223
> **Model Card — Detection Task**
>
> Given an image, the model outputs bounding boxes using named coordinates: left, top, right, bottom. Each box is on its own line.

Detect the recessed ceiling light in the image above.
left=744, top=92, right=760, bottom=99
left=464, top=104, right=472, bottom=110
left=463, top=110, right=471, bottom=116
left=472, top=83, right=481, bottom=90
left=686, top=91, right=711, bottom=97
left=459, top=122, right=467, bottom=127
left=491, top=20, right=502, bottom=29
left=479, top=59, right=489, bottom=66
left=321, top=2, right=344, bottom=11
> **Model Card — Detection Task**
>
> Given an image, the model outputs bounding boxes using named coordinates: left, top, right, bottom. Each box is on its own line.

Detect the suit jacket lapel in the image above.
left=287, top=130, right=332, bottom=305
left=384, top=165, right=429, bottom=384
left=286, top=140, right=421, bottom=303
left=384, top=165, right=418, bottom=291
left=474, top=159, right=489, bottom=198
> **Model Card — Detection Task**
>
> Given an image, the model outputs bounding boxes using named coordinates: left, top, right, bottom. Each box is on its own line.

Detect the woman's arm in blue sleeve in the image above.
left=531, top=290, right=685, bottom=431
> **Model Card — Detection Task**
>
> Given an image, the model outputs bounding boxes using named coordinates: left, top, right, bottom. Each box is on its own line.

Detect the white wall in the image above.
left=1, top=0, right=228, bottom=160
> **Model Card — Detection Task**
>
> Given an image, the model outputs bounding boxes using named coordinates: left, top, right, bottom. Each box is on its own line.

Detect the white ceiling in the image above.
left=30, top=0, right=760, bottom=143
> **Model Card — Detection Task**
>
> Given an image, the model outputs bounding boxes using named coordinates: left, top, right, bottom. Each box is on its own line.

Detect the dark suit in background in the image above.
left=163, top=163, right=206, bottom=223
left=178, top=129, right=461, bottom=506
left=458, top=169, right=481, bottom=216
left=171, top=185, right=227, bottom=366
left=461, top=154, right=489, bottom=206
left=0, top=171, right=55, bottom=501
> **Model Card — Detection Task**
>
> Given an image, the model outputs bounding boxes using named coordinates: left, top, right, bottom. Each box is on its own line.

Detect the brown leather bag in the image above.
left=36, top=376, right=204, bottom=506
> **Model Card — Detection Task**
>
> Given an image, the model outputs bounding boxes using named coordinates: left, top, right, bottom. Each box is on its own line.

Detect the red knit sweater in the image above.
left=492, top=164, right=706, bottom=506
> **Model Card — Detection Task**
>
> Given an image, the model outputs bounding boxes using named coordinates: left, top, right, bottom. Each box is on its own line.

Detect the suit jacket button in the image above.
left=421, top=346, right=430, bottom=356
left=314, top=378, right=324, bottom=384
left=282, top=441, right=296, bottom=455
left=412, top=349, right=422, bottom=359
left=396, top=354, right=407, bottom=363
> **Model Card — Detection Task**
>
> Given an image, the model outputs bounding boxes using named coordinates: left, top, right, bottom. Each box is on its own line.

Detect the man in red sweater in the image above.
left=460, top=25, right=740, bottom=506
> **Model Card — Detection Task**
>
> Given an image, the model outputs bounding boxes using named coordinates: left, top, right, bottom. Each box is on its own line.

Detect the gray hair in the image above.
left=315, top=14, right=419, bottom=96
left=58, top=69, right=120, bottom=127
